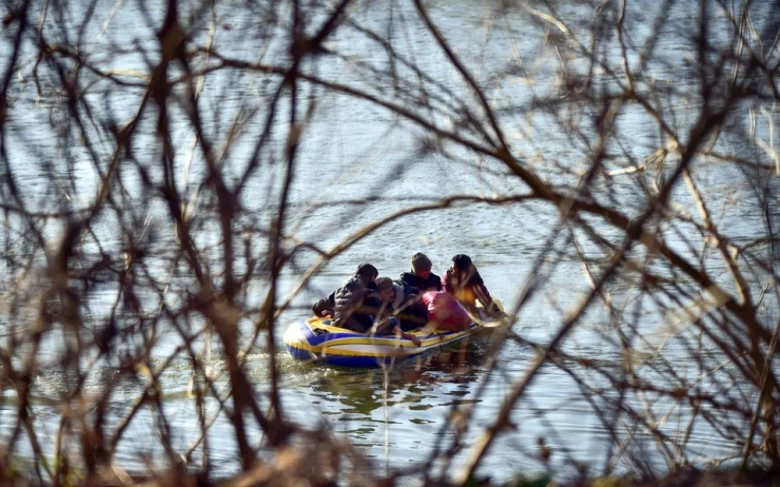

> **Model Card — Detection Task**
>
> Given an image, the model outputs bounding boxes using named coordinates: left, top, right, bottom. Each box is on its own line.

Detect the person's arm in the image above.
left=473, top=283, right=500, bottom=318
left=401, top=281, right=420, bottom=301
left=442, top=269, right=454, bottom=293
left=313, top=298, right=334, bottom=317
left=395, top=327, right=421, bottom=347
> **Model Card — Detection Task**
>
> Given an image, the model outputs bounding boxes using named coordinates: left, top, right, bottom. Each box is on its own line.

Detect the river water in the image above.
left=1, top=0, right=778, bottom=484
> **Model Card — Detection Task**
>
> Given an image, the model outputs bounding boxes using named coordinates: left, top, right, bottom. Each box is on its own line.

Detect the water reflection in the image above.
left=305, top=342, right=489, bottom=419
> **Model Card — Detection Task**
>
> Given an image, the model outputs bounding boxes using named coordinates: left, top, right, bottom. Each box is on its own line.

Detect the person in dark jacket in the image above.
left=329, top=263, right=381, bottom=333
left=442, top=254, right=501, bottom=319
left=312, top=263, right=376, bottom=320
left=399, top=252, right=442, bottom=293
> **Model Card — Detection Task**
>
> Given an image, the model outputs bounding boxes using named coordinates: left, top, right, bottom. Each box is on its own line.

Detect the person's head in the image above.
left=375, top=277, right=395, bottom=302
left=411, top=252, right=433, bottom=279
left=451, top=254, right=473, bottom=275
left=355, top=263, right=378, bottom=282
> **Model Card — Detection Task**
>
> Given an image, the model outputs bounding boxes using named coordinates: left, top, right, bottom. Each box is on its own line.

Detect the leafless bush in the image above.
left=0, top=0, right=778, bottom=485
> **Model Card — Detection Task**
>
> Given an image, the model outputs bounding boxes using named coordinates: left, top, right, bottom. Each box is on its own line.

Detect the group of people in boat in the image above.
left=312, top=253, right=502, bottom=342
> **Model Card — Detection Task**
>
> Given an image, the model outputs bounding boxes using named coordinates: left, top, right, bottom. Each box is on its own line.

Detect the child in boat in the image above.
left=375, top=277, right=428, bottom=332
left=400, top=252, right=442, bottom=293
left=442, top=254, right=502, bottom=319
left=375, top=277, right=424, bottom=345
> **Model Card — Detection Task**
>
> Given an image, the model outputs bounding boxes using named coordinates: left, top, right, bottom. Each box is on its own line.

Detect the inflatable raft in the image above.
left=283, top=304, right=506, bottom=367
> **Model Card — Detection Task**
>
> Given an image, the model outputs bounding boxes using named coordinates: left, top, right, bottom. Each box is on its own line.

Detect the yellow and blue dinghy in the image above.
left=283, top=317, right=487, bottom=368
